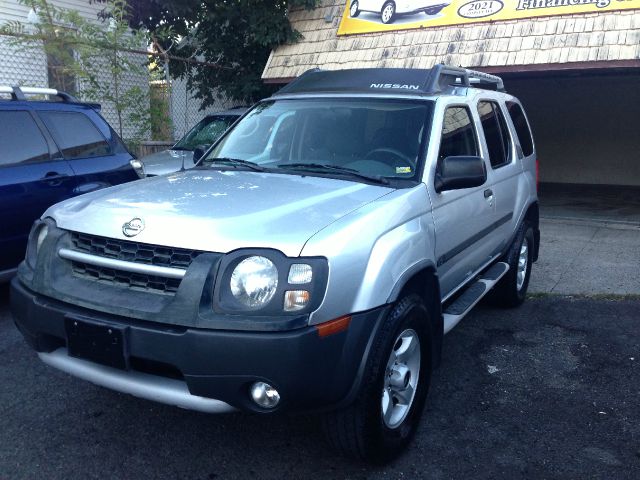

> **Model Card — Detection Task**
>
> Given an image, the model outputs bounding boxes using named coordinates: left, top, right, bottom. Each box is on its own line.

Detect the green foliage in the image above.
left=114, top=0, right=320, bottom=106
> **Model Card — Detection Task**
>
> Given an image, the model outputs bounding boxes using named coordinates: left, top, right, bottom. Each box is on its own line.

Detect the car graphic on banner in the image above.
left=349, top=0, right=452, bottom=24
left=338, top=0, right=640, bottom=35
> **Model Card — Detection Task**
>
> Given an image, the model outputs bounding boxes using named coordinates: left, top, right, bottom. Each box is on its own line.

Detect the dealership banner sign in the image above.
left=338, top=0, right=640, bottom=35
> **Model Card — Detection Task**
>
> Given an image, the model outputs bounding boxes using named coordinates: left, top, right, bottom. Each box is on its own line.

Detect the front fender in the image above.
left=352, top=215, right=436, bottom=310
left=301, top=185, right=436, bottom=325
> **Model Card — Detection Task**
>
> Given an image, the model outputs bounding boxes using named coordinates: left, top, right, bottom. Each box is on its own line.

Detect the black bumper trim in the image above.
left=11, top=278, right=387, bottom=413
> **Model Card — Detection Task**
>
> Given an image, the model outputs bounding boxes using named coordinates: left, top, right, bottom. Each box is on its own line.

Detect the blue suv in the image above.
left=0, top=86, right=138, bottom=281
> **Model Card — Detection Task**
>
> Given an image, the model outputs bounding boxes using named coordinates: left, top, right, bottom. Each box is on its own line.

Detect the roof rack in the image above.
left=425, top=65, right=505, bottom=93
left=274, top=64, right=505, bottom=97
left=0, top=86, right=80, bottom=102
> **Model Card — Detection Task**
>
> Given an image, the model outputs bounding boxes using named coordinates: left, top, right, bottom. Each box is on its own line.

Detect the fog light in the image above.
left=284, top=290, right=310, bottom=312
left=250, top=382, right=280, bottom=409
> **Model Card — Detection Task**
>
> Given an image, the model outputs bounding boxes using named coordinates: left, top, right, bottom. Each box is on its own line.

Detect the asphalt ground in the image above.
left=1, top=283, right=638, bottom=479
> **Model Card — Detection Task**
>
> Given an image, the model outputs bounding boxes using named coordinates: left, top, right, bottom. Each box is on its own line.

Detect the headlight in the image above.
left=36, top=224, right=49, bottom=252
left=129, top=159, right=145, bottom=178
left=214, top=250, right=328, bottom=316
left=230, top=256, right=278, bottom=309
left=26, top=220, right=51, bottom=268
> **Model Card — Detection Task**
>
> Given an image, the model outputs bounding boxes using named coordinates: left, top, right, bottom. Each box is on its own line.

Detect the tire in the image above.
left=488, top=222, right=535, bottom=308
left=322, top=294, right=432, bottom=463
left=425, top=6, right=445, bottom=15
left=350, top=0, right=360, bottom=17
left=380, top=1, right=396, bottom=24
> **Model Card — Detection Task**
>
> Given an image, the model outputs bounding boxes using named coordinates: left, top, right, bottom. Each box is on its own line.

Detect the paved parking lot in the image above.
left=1, top=283, right=638, bottom=479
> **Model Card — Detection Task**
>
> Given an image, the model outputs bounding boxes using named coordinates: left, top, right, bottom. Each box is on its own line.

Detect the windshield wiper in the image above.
left=207, top=157, right=267, bottom=172
left=277, top=163, right=390, bottom=185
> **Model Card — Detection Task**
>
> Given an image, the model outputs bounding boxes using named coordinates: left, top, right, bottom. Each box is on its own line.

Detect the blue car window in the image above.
left=39, top=111, right=111, bottom=160
left=0, top=111, right=49, bottom=166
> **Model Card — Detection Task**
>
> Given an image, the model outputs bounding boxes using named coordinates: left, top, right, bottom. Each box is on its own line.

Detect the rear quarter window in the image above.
left=506, top=101, right=534, bottom=157
left=39, top=111, right=111, bottom=160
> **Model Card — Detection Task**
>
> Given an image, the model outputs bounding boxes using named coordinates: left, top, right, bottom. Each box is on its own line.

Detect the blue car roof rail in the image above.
left=0, top=86, right=101, bottom=110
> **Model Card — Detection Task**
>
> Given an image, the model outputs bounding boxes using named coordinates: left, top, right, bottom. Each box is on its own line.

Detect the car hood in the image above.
left=47, top=169, right=395, bottom=257
left=141, top=149, right=195, bottom=176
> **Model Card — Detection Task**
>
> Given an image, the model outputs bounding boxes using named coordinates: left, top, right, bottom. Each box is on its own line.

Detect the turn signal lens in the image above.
left=316, top=315, right=351, bottom=338
left=284, top=290, right=310, bottom=312
left=288, top=264, right=312, bottom=284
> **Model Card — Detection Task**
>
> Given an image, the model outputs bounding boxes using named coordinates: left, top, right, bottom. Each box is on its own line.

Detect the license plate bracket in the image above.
left=65, top=317, right=128, bottom=370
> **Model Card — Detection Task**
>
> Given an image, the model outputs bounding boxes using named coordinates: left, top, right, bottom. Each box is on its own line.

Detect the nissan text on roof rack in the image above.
left=11, top=65, right=540, bottom=462
left=0, top=85, right=138, bottom=283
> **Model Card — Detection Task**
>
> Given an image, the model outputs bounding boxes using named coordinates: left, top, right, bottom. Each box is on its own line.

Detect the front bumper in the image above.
left=11, top=278, right=387, bottom=414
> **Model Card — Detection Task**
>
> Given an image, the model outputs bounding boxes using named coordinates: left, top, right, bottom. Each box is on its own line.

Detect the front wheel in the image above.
left=322, top=295, right=432, bottom=463
left=350, top=0, right=361, bottom=17
left=489, top=222, right=535, bottom=307
left=380, top=1, right=396, bottom=24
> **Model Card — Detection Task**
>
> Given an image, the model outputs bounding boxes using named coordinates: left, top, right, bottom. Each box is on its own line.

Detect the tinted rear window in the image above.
left=39, top=111, right=111, bottom=160
left=478, top=101, right=512, bottom=169
left=0, top=111, right=49, bottom=166
left=506, top=101, right=534, bottom=157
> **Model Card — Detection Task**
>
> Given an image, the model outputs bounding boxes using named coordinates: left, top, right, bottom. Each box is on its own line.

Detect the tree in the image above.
left=2, top=0, right=152, bottom=145
left=94, top=0, right=319, bottom=106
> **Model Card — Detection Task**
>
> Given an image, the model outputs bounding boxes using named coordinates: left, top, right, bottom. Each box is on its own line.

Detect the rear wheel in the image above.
left=489, top=222, right=534, bottom=307
left=350, top=0, right=360, bottom=17
left=381, top=1, right=396, bottom=24
left=322, top=295, right=431, bottom=463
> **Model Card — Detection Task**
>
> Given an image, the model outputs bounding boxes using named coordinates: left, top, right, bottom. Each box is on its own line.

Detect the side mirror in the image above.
left=434, top=156, right=487, bottom=193
left=192, top=144, right=211, bottom=163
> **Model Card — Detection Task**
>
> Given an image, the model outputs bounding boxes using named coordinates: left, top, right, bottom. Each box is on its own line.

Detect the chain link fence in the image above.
left=0, top=32, right=236, bottom=155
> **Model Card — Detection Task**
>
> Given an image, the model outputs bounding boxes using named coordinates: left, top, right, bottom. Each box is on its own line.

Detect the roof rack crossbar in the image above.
left=425, top=64, right=504, bottom=93
left=0, top=86, right=79, bottom=102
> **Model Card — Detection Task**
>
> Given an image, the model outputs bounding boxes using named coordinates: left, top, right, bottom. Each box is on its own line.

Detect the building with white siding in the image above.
left=0, top=0, right=231, bottom=142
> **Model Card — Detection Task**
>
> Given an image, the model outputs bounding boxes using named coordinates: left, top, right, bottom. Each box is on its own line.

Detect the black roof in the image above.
left=274, top=64, right=505, bottom=97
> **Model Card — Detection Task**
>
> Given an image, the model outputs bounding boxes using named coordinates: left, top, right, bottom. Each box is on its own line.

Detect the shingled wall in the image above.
left=262, top=0, right=640, bottom=80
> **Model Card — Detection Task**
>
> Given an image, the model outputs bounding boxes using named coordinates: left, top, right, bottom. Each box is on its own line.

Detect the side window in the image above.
left=478, top=101, right=512, bottom=169
left=506, top=101, right=534, bottom=157
left=0, top=111, right=49, bottom=167
left=438, top=106, right=478, bottom=162
left=39, top=111, right=111, bottom=160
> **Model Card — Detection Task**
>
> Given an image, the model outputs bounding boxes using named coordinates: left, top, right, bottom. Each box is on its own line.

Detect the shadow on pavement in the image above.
left=1, top=297, right=639, bottom=479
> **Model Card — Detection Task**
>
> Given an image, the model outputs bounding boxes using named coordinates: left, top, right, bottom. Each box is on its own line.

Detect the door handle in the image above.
left=43, top=171, right=69, bottom=186
left=484, top=189, right=493, bottom=198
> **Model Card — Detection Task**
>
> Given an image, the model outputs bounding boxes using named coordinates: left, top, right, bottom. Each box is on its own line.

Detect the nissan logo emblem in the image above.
left=122, top=218, right=145, bottom=237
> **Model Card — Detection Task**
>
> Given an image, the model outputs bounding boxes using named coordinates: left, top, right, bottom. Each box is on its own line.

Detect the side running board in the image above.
left=442, top=262, right=509, bottom=335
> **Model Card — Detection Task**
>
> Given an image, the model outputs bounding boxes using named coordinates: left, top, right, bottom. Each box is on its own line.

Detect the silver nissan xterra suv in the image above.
left=11, top=65, right=539, bottom=463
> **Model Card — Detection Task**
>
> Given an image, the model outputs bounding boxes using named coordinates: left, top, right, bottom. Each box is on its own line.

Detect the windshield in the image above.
left=203, top=98, right=433, bottom=182
left=174, top=115, right=238, bottom=150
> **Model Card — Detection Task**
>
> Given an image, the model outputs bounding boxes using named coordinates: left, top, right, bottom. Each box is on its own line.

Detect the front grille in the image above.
left=71, top=261, right=182, bottom=294
left=71, top=232, right=202, bottom=269
left=67, top=232, right=203, bottom=295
